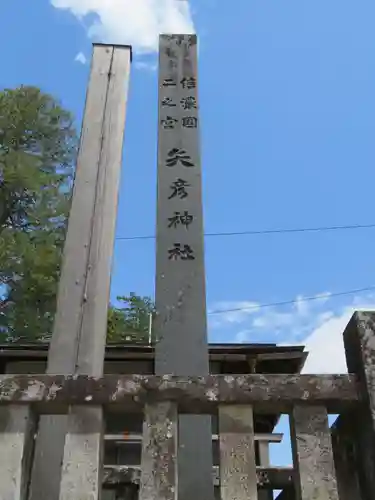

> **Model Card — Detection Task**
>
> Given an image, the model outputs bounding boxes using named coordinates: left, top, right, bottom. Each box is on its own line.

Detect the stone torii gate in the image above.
left=1, top=36, right=375, bottom=500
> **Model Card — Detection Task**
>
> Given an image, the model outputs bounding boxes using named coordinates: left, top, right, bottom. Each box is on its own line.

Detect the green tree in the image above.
left=0, top=85, right=77, bottom=342
left=0, top=85, right=154, bottom=345
left=107, top=293, right=156, bottom=343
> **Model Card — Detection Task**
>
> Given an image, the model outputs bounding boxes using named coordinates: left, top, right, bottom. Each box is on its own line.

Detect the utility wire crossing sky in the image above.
left=116, top=223, right=375, bottom=241
left=207, top=285, right=375, bottom=315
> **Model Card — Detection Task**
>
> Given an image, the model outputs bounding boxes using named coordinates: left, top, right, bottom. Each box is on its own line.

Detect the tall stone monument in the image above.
left=154, top=34, right=214, bottom=500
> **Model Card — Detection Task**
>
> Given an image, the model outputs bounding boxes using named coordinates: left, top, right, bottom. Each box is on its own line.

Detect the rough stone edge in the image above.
left=103, top=465, right=293, bottom=490
left=0, top=374, right=358, bottom=413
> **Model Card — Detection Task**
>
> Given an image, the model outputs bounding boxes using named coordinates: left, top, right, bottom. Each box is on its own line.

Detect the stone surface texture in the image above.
left=219, top=405, right=258, bottom=500
left=139, top=402, right=177, bottom=500
left=102, top=465, right=293, bottom=489
left=0, top=373, right=358, bottom=413
left=290, top=405, right=339, bottom=500
left=331, top=413, right=362, bottom=500
left=343, top=311, right=375, bottom=500
left=154, top=33, right=214, bottom=500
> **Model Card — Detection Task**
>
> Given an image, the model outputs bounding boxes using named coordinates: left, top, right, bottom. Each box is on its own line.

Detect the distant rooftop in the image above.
left=0, top=341, right=307, bottom=374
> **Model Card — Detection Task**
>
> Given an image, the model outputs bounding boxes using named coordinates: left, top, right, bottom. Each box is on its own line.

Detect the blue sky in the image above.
left=2, top=0, right=375, bottom=476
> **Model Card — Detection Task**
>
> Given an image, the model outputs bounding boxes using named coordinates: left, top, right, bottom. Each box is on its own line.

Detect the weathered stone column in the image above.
left=219, top=405, right=258, bottom=500
left=257, top=439, right=273, bottom=500
left=343, top=311, right=375, bottom=500
left=290, top=405, right=339, bottom=500
left=0, top=405, right=35, bottom=500
left=139, top=402, right=178, bottom=500
left=154, top=34, right=214, bottom=500
left=331, top=414, right=362, bottom=500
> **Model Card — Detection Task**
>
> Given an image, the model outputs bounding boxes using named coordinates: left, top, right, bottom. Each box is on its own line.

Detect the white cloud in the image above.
left=294, top=291, right=331, bottom=316
left=135, top=60, right=157, bottom=72
left=300, top=312, right=352, bottom=374
left=209, top=292, right=336, bottom=342
left=235, top=329, right=252, bottom=343
left=209, top=292, right=375, bottom=374
left=51, top=0, right=195, bottom=54
left=300, top=301, right=375, bottom=374
left=208, top=301, right=260, bottom=329
left=74, top=51, right=87, bottom=64
left=252, top=310, right=294, bottom=331
left=294, top=294, right=310, bottom=316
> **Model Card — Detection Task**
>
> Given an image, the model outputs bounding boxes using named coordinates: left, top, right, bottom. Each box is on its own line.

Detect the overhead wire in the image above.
left=207, top=286, right=375, bottom=315
left=115, top=222, right=375, bottom=241
left=114, top=224, right=375, bottom=315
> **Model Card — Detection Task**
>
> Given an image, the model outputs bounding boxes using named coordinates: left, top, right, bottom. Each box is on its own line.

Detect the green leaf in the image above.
left=0, top=85, right=77, bottom=341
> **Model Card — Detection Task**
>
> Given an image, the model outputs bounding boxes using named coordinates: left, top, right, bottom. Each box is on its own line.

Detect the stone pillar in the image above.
left=154, top=34, right=214, bottom=500
left=139, top=402, right=178, bottom=500
left=343, top=311, right=375, bottom=500
left=290, top=405, right=339, bottom=500
left=257, top=440, right=273, bottom=500
left=0, top=405, right=35, bottom=499
left=331, top=414, right=362, bottom=500
left=219, top=405, right=258, bottom=500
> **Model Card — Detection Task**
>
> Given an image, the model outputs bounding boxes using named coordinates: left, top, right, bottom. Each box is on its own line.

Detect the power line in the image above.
left=116, top=222, right=375, bottom=242
left=207, top=286, right=375, bottom=315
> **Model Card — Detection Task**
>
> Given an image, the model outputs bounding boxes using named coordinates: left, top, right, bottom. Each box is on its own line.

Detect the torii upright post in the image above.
left=154, top=34, right=214, bottom=500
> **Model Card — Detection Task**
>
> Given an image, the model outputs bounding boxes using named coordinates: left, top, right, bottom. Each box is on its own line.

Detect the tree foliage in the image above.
left=107, top=293, right=156, bottom=344
left=0, top=86, right=76, bottom=341
left=0, top=85, right=155, bottom=344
